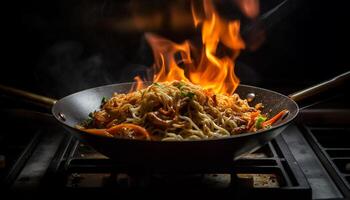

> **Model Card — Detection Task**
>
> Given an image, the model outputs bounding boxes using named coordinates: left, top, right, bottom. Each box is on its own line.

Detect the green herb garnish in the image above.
left=181, top=91, right=195, bottom=99
left=255, top=115, right=267, bottom=129
left=101, top=97, right=108, bottom=104
left=82, top=117, right=93, bottom=127
left=176, top=81, right=185, bottom=89
left=88, top=112, right=94, bottom=118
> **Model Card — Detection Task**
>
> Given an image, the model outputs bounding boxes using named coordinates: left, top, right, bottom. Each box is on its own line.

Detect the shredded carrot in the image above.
left=247, top=111, right=261, bottom=130
left=107, top=123, right=150, bottom=140
left=262, top=109, right=289, bottom=127
left=78, top=127, right=113, bottom=138
left=77, top=123, right=151, bottom=140
left=250, top=111, right=260, bottom=120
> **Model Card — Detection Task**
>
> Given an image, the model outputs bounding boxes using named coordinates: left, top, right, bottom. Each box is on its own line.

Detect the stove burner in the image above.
left=34, top=132, right=311, bottom=199
left=2, top=108, right=349, bottom=199
left=300, top=110, right=350, bottom=198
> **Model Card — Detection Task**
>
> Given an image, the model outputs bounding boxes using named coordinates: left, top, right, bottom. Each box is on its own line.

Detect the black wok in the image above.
left=1, top=72, right=349, bottom=168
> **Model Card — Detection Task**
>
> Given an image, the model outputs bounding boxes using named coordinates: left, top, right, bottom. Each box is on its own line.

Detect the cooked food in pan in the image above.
left=77, top=81, right=287, bottom=141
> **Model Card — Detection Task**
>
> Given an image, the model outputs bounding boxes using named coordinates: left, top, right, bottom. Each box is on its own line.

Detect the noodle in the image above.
left=82, top=81, right=268, bottom=141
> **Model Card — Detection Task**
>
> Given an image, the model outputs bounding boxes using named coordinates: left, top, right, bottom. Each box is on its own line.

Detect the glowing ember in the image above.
left=134, top=0, right=246, bottom=95
left=234, top=0, right=260, bottom=19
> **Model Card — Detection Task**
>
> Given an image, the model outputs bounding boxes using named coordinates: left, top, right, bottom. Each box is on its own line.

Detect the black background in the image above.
left=1, top=0, right=349, bottom=99
left=0, top=0, right=349, bottom=193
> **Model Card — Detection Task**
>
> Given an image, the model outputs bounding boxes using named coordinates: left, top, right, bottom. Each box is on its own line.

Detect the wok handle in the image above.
left=0, top=84, right=57, bottom=108
left=288, top=71, right=350, bottom=102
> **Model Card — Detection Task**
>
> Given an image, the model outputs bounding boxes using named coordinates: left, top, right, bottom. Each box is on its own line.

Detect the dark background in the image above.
left=0, top=0, right=349, bottom=193
left=1, top=0, right=349, bottom=99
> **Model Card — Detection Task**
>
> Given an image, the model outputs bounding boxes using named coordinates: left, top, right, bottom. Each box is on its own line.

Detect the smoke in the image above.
left=34, top=32, right=156, bottom=98
left=35, top=41, right=114, bottom=97
left=117, top=34, right=155, bottom=83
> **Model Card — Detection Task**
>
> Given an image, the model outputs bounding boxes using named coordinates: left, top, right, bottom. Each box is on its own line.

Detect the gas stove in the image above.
left=2, top=0, right=350, bottom=198
left=40, top=130, right=311, bottom=198
left=0, top=101, right=349, bottom=199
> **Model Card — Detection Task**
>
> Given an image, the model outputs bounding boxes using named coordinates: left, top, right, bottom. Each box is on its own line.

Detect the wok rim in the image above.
left=52, top=82, right=299, bottom=143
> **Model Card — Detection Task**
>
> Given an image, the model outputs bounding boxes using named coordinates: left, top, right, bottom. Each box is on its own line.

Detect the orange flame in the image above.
left=133, top=0, right=245, bottom=95
left=145, top=33, right=192, bottom=83
left=130, top=76, right=145, bottom=92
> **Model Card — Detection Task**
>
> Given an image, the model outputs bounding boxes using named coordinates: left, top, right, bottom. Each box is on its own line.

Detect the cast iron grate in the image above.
left=302, top=126, right=350, bottom=198
left=42, top=134, right=311, bottom=199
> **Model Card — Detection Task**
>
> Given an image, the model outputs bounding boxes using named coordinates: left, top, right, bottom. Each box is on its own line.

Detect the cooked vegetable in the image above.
left=101, top=97, right=108, bottom=104
left=76, top=126, right=113, bottom=137
left=181, top=91, right=195, bottom=99
left=78, top=81, right=286, bottom=141
left=106, top=123, right=150, bottom=140
left=255, top=115, right=267, bottom=129
left=262, top=109, right=289, bottom=127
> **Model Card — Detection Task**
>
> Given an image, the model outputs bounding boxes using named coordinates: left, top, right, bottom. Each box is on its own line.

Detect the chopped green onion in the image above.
left=82, top=117, right=93, bottom=127
left=101, top=97, right=108, bottom=104
left=181, top=91, right=195, bottom=99
left=176, top=81, right=185, bottom=89
left=186, top=92, right=195, bottom=99
left=88, top=112, right=94, bottom=118
left=255, top=115, right=267, bottom=129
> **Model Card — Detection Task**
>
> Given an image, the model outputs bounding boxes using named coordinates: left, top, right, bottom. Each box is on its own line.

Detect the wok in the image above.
left=0, top=71, right=349, bottom=168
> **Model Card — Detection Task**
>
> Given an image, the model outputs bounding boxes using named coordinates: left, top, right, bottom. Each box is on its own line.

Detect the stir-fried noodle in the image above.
left=79, top=81, right=286, bottom=141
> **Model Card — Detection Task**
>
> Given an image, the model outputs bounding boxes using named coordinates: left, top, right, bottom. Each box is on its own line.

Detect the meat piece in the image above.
left=159, top=107, right=174, bottom=116
left=232, top=116, right=247, bottom=126
left=212, top=95, right=217, bottom=106
left=146, top=112, right=170, bottom=128
left=231, top=125, right=247, bottom=134
left=93, top=110, right=110, bottom=128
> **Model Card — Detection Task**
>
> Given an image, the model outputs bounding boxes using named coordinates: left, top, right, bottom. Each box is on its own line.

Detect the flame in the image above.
left=191, top=0, right=202, bottom=27
left=133, top=0, right=245, bottom=95
left=145, top=33, right=192, bottom=83
left=130, top=76, right=145, bottom=92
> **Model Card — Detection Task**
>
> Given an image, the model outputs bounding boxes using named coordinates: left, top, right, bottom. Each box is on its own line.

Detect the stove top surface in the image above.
left=0, top=95, right=349, bottom=199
